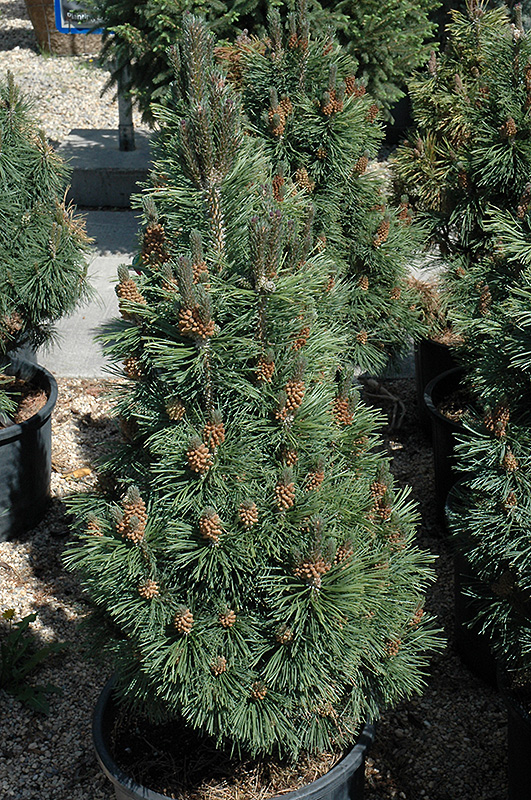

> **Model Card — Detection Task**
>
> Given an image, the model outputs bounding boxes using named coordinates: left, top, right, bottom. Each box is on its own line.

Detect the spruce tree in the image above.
left=66, top=15, right=440, bottom=762
left=220, top=3, right=427, bottom=375
left=0, top=72, right=90, bottom=418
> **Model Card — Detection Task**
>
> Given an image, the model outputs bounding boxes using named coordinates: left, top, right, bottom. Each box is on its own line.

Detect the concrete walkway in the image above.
left=37, top=209, right=140, bottom=378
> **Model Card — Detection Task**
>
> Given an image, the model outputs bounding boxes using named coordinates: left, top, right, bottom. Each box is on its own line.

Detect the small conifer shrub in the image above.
left=0, top=72, right=90, bottom=417
left=66, top=15, right=441, bottom=764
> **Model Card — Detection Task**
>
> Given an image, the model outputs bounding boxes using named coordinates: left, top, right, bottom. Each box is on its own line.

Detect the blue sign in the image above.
left=54, top=0, right=104, bottom=33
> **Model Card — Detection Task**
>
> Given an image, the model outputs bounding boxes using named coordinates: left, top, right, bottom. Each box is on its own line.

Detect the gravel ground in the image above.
left=0, top=6, right=508, bottom=800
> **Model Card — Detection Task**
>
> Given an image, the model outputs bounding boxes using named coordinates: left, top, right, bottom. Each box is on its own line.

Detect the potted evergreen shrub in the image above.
left=0, top=71, right=91, bottom=539
left=66, top=15, right=441, bottom=800
left=446, top=205, right=531, bottom=794
left=392, top=0, right=531, bottom=511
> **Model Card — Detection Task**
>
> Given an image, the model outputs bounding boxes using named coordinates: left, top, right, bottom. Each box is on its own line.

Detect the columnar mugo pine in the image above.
left=0, top=71, right=90, bottom=416
left=66, top=15, right=440, bottom=760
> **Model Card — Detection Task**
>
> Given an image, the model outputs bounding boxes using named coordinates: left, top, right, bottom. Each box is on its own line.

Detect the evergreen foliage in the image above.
left=393, top=0, right=531, bottom=348
left=89, top=0, right=437, bottom=124
left=66, top=15, right=440, bottom=761
left=0, top=72, right=91, bottom=417
left=219, top=4, right=428, bottom=374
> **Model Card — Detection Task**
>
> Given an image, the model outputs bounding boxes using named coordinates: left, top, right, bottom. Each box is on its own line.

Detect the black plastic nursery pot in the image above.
left=0, top=357, right=58, bottom=541
left=498, top=670, right=531, bottom=800
left=93, top=677, right=376, bottom=800
left=424, top=366, right=465, bottom=523
left=414, top=338, right=458, bottom=436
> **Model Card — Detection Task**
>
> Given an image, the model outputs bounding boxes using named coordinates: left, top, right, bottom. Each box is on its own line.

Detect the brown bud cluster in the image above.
left=275, top=479, right=296, bottom=510
left=192, top=260, right=209, bottom=284
left=179, top=307, right=215, bottom=338
left=386, top=638, right=401, bottom=657
left=268, top=105, right=286, bottom=137
left=321, top=88, right=344, bottom=116
left=504, top=491, right=518, bottom=511
left=272, top=173, right=285, bottom=202
left=166, top=397, right=186, bottom=421
left=203, top=418, right=225, bottom=448
left=282, top=448, right=299, bottom=466
left=211, top=656, right=227, bottom=676
left=86, top=516, right=102, bottom=537
left=458, top=170, right=470, bottom=191
left=174, top=607, right=194, bottom=635
left=138, top=579, right=159, bottom=600
left=484, top=404, right=510, bottom=439
left=356, top=330, right=368, bottom=345
left=219, top=608, right=236, bottom=628
left=316, top=147, right=327, bottom=160
left=367, top=103, right=379, bottom=122
left=373, top=216, right=390, bottom=248
left=285, top=378, right=305, bottom=411
left=305, top=469, right=325, bottom=491
left=294, top=555, right=331, bottom=588
left=358, top=274, right=369, bottom=291
left=335, top=542, right=353, bottom=565
left=116, top=488, right=147, bottom=544
left=478, top=284, right=492, bottom=316
left=354, top=153, right=369, bottom=175
left=280, top=96, right=293, bottom=116
left=292, top=325, right=310, bottom=351
left=410, top=607, right=425, bottom=628
left=333, top=396, right=354, bottom=425
left=199, top=509, right=223, bottom=543
left=250, top=681, right=268, bottom=700
left=238, top=501, right=258, bottom=528
left=390, top=287, right=401, bottom=300
left=187, top=439, right=213, bottom=475
left=275, top=624, right=294, bottom=644
left=256, top=355, right=275, bottom=382
left=295, top=167, right=315, bottom=193
left=1, top=311, right=23, bottom=339
left=500, top=117, right=517, bottom=139
left=116, top=278, right=146, bottom=320
left=142, top=223, right=169, bottom=265
left=502, top=448, right=518, bottom=472
left=123, top=356, right=143, bottom=380
left=326, top=275, right=335, bottom=292
left=371, top=480, right=387, bottom=499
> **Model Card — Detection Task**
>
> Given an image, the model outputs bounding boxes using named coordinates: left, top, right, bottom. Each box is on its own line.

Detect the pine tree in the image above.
left=65, top=15, right=440, bottom=762
left=219, top=3, right=428, bottom=375
left=393, top=1, right=531, bottom=350
left=0, top=72, right=91, bottom=417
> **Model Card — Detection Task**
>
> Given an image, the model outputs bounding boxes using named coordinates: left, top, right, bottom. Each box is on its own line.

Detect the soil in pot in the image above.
left=498, top=670, right=531, bottom=800
left=0, top=376, right=48, bottom=427
left=94, top=679, right=374, bottom=800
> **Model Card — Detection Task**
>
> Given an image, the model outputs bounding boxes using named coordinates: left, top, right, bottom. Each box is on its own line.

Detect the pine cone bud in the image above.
left=373, top=216, right=391, bottom=248
left=86, top=514, right=102, bottom=536
left=203, top=415, right=225, bottom=448
left=187, top=438, right=212, bottom=475
left=386, top=638, right=401, bottom=657
left=335, top=542, right=353, bottom=565
left=116, top=275, right=146, bottom=319
left=503, top=492, right=518, bottom=511
left=275, top=624, right=293, bottom=644
left=238, top=501, right=258, bottom=528
left=316, top=147, right=327, bottom=160
left=295, top=167, right=315, bottom=193
left=219, top=608, right=236, bottom=628
left=390, top=287, right=401, bottom=300
left=250, top=681, right=267, bottom=700
left=116, top=486, right=147, bottom=543
left=356, top=330, right=368, bottom=345
left=358, top=274, right=369, bottom=291
left=367, top=103, right=379, bottom=122
left=272, top=173, right=285, bottom=202
left=138, top=579, right=159, bottom=600
left=478, top=284, right=492, bottom=316
left=142, top=223, right=169, bottom=265
left=275, top=473, right=296, bottom=510
left=211, top=656, right=227, bottom=676
left=174, top=607, right=194, bottom=635
left=268, top=105, right=286, bottom=137
left=192, top=260, right=209, bottom=284
left=282, top=448, right=298, bottom=466
left=179, top=306, right=215, bottom=338
left=285, top=378, right=305, bottom=410
left=256, top=355, right=275, bottom=382
left=279, top=95, right=293, bottom=116
left=333, top=396, right=354, bottom=425
left=199, top=508, right=223, bottom=543
left=410, top=607, right=425, bottom=628
left=305, top=468, right=324, bottom=491
left=344, top=75, right=357, bottom=96
left=166, top=396, right=186, bottom=421
left=292, top=325, right=311, bottom=351
left=370, top=480, right=387, bottom=499
left=294, top=555, right=331, bottom=588
left=502, top=448, right=518, bottom=472
left=123, top=356, right=143, bottom=380
left=354, top=151, right=369, bottom=175
left=500, top=117, right=517, bottom=139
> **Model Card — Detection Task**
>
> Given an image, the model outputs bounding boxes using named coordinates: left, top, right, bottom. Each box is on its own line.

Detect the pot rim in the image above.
left=0, top=357, right=58, bottom=445
left=423, top=366, right=466, bottom=429
left=93, top=676, right=375, bottom=800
